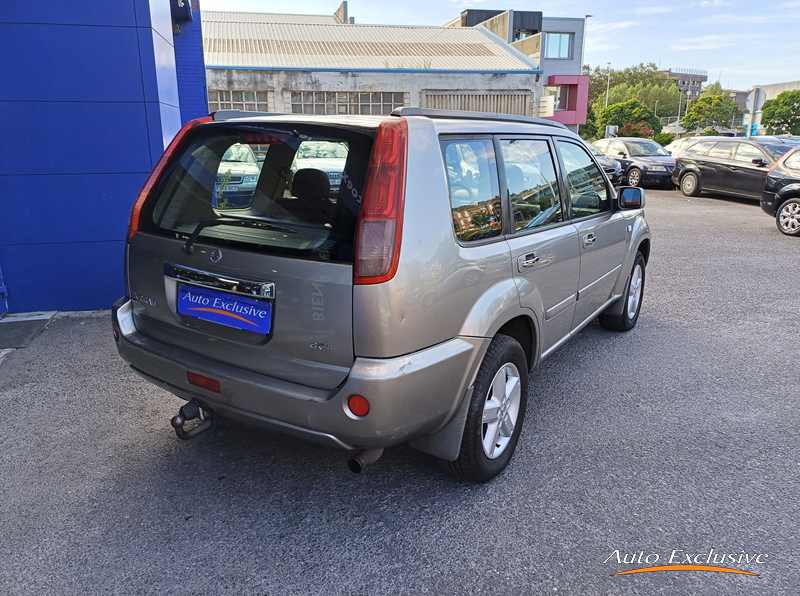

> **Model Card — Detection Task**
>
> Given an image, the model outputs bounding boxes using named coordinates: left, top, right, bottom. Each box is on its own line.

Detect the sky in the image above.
left=201, top=0, right=800, bottom=91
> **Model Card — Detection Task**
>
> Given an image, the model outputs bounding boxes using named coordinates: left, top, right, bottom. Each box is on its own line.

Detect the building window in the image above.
left=545, top=86, right=569, bottom=110
left=543, top=33, right=573, bottom=59
left=208, top=90, right=270, bottom=113
left=289, top=91, right=405, bottom=115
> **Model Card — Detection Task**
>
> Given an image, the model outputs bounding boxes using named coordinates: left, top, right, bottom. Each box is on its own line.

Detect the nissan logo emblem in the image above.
left=210, top=249, right=223, bottom=263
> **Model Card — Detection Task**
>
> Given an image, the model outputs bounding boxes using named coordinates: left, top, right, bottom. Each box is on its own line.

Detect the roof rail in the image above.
left=210, top=109, right=279, bottom=121
left=391, top=107, right=568, bottom=130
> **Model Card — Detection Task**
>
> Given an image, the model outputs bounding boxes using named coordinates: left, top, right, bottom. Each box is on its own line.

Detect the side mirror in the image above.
left=618, top=151, right=627, bottom=158
left=752, top=158, right=767, bottom=167
left=618, top=186, right=645, bottom=210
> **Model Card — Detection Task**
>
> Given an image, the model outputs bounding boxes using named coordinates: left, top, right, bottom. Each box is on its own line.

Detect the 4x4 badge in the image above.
left=210, top=249, right=223, bottom=263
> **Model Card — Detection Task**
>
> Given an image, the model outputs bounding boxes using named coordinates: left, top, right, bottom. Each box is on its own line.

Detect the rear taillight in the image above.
left=127, top=116, right=212, bottom=243
left=354, top=117, right=408, bottom=285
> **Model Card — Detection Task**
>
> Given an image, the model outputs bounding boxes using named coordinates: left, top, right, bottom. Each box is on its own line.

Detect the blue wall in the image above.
left=175, top=3, right=210, bottom=123
left=0, top=0, right=207, bottom=313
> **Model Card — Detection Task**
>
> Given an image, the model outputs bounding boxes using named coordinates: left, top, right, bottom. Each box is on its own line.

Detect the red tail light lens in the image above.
left=127, top=116, right=212, bottom=243
left=354, top=117, right=408, bottom=285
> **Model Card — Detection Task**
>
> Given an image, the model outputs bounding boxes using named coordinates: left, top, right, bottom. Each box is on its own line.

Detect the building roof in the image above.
left=203, top=11, right=340, bottom=25
left=202, top=13, right=540, bottom=72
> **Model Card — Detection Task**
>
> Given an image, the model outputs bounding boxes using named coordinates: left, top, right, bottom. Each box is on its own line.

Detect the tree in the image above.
left=583, top=62, right=674, bottom=107
left=593, top=82, right=682, bottom=120
left=760, top=90, right=800, bottom=135
left=681, top=94, right=742, bottom=134
left=596, top=99, right=662, bottom=136
left=701, top=81, right=724, bottom=97
left=579, top=105, right=598, bottom=140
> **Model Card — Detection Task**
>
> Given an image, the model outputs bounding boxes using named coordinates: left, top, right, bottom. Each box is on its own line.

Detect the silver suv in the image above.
left=113, top=108, right=650, bottom=482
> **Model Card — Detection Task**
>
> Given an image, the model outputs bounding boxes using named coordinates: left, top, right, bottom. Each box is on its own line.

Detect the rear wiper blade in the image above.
left=182, top=218, right=296, bottom=254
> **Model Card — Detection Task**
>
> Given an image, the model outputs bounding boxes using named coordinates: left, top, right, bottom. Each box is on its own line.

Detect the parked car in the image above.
left=113, top=108, right=651, bottom=483
left=760, top=146, right=800, bottom=236
left=592, top=137, right=676, bottom=188
left=213, top=143, right=262, bottom=209
left=588, top=143, right=623, bottom=186
left=664, top=136, right=696, bottom=157
left=291, top=140, right=348, bottom=193
left=672, top=136, right=800, bottom=199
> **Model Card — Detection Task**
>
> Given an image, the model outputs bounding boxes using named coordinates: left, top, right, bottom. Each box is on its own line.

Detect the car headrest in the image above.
left=291, top=168, right=330, bottom=202
left=506, top=165, right=525, bottom=196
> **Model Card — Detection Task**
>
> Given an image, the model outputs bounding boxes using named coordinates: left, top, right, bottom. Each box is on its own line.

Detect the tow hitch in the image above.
left=170, top=402, right=214, bottom=440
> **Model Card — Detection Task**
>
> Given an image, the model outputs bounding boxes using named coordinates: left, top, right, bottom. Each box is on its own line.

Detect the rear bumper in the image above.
left=760, top=191, right=778, bottom=216
left=113, top=298, right=487, bottom=450
left=642, top=168, right=673, bottom=186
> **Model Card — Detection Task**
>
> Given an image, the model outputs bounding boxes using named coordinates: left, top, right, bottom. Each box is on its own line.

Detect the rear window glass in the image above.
left=142, top=124, right=373, bottom=264
left=760, top=144, right=794, bottom=161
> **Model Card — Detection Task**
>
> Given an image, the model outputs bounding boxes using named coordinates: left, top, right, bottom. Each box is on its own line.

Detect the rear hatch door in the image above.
left=127, top=120, right=374, bottom=389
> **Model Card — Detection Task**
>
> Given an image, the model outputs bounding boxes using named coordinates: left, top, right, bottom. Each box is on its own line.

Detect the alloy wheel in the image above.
left=481, top=363, right=522, bottom=459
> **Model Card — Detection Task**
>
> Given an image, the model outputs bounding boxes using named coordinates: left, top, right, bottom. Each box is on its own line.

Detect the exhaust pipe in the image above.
left=347, top=448, right=384, bottom=474
left=170, top=402, right=214, bottom=440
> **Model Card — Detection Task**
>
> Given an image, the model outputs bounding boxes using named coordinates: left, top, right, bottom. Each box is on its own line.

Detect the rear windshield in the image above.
left=760, top=144, right=794, bottom=161
left=141, top=123, right=373, bottom=264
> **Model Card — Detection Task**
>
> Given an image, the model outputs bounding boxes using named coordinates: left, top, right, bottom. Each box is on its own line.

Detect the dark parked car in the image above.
left=761, top=147, right=800, bottom=236
left=672, top=136, right=800, bottom=200
left=588, top=143, right=622, bottom=186
left=593, top=137, right=675, bottom=188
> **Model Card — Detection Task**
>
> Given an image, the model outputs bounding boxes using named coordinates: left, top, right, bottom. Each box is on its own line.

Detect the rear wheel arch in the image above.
left=496, top=315, right=537, bottom=371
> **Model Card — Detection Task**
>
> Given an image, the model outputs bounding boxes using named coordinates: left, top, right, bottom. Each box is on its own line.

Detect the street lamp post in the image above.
left=605, top=62, right=611, bottom=108
left=654, top=99, right=659, bottom=117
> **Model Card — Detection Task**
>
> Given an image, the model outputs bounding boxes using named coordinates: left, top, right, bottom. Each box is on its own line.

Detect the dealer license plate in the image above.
left=177, top=284, right=272, bottom=334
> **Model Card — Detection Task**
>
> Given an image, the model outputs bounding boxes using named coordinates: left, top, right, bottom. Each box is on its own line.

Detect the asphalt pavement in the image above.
left=1, top=189, right=799, bottom=595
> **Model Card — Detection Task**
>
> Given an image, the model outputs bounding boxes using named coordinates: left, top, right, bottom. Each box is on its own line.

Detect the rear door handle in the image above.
left=583, top=233, right=597, bottom=247
left=517, top=253, right=540, bottom=271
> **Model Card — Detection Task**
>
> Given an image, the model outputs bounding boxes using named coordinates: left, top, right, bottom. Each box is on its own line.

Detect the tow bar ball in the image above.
left=171, top=402, right=214, bottom=440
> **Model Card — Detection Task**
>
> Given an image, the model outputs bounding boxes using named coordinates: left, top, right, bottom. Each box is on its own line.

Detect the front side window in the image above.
left=733, top=143, right=766, bottom=163
left=443, top=139, right=502, bottom=242
left=501, top=139, right=562, bottom=231
left=557, top=141, right=610, bottom=218
left=544, top=32, right=573, bottom=59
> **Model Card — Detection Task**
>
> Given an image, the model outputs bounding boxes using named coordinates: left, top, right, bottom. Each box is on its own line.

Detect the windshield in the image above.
left=761, top=144, right=794, bottom=161
left=624, top=140, right=670, bottom=157
left=142, top=124, right=373, bottom=264
left=296, top=141, right=348, bottom=160
left=221, top=143, right=257, bottom=164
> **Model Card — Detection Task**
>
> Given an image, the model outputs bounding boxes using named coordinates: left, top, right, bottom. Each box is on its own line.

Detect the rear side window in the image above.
left=442, top=139, right=502, bottom=242
left=500, top=139, right=562, bottom=231
left=784, top=150, right=800, bottom=170
left=557, top=141, right=610, bottom=218
left=706, top=142, right=735, bottom=159
left=142, top=124, right=373, bottom=263
left=684, top=141, right=715, bottom=156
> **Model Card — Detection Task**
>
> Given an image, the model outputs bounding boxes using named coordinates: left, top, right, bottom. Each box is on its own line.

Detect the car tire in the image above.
left=680, top=172, right=701, bottom=197
left=442, top=334, right=528, bottom=483
left=776, top=198, right=800, bottom=236
left=626, top=167, right=642, bottom=187
left=599, top=252, right=646, bottom=332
